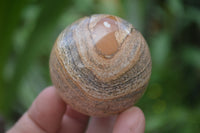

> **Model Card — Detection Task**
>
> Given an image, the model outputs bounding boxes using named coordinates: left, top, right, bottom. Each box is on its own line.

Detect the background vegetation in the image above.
left=0, top=0, right=200, bottom=132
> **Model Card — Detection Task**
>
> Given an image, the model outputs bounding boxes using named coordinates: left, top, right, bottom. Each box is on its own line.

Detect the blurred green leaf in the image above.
left=186, top=7, right=200, bottom=26
left=151, top=31, right=171, bottom=70
left=0, top=0, right=73, bottom=118
left=96, top=0, right=120, bottom=15
left=167, top=0, right=184, bottom=16
left=182, top=46, right=200, bottom=68
left=0, top=0, right=29, bottom=116
left=122, top=0, right=147, bottom=31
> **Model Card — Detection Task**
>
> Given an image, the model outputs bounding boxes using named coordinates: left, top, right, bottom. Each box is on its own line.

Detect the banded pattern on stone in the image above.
left=49, top=14, right=152, bottom=116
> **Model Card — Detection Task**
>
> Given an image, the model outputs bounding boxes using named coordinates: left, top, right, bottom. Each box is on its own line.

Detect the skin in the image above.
left=7, top=86, right=145, bottom=133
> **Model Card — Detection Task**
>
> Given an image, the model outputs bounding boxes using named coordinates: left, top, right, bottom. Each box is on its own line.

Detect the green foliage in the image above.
left=0, top=0, right=200, bottom=132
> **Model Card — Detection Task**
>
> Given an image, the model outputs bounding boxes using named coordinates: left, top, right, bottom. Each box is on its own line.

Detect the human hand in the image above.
left=7, top=86, right=145, bottom=133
